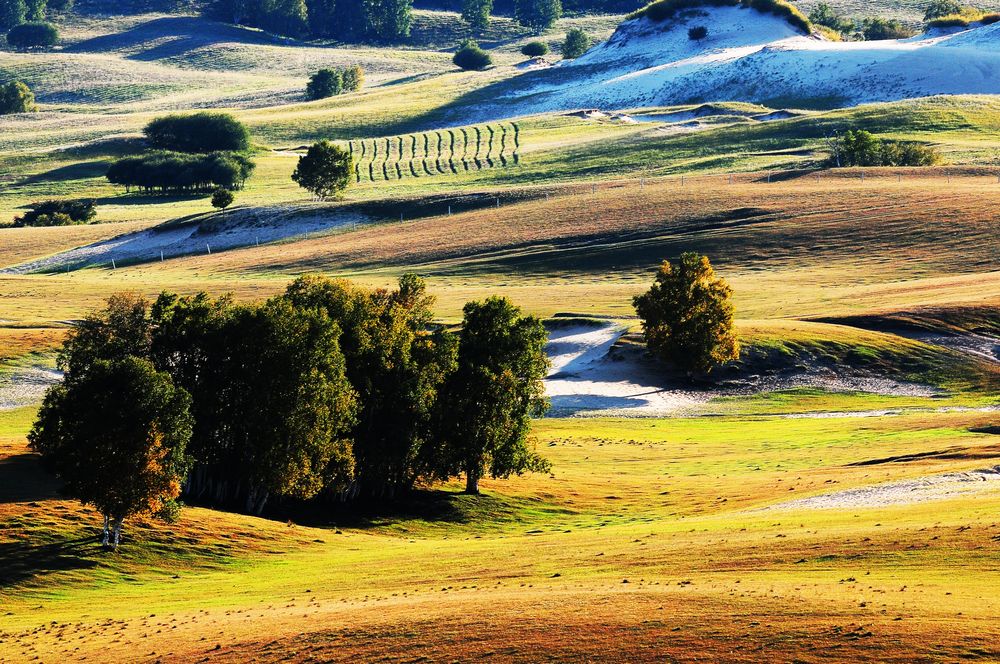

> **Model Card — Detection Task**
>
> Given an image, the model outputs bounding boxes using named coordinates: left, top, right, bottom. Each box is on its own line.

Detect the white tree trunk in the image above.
left=112, top=518, right=123, bottom=550
left=101, top=515, right=110, bottom=547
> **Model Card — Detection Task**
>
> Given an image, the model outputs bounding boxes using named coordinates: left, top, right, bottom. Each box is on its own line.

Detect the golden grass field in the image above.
left=1, top=6, right=999, bottom=662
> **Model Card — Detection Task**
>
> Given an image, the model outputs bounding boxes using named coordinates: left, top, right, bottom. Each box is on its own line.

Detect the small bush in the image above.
left=521, top=40, right=549, bottom=56
left=829, top=129, right=941, bottom=167
left=14, top=199, right=97, bottom=227
left=861, top=17, right=915, bottom=39
left=453, top=39, right=493, bottom=70
left=211, top=188, right=235, bottom=210
left=923, top=0, right=963, bottom=20
left=629, top=0, right=811, bottom=35
left=7, top=22, right=59, bottom=49
left=562, top=27, right=592, bottom=58
left=143, top=112, right=251, bottom=153
left=306, top=68, right=342, bottom=100
left=688, top=25, right=708, bottom=39
left=0, top=80, right=36, bottom=115
left=342, top=65, right=364, bottom=92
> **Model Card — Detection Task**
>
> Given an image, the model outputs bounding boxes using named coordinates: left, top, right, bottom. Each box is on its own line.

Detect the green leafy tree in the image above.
left=282, top=274, right=458, bottom=498
left=292, top=140, right=353, bottom=200
left=25, top=0, right=45, bottom=20
left=453, top=38, right=492, bottom=70
left=521, top=40, right=548, bottom=56
left=363, top=0, right=412, bottom=40
left=462, top=0, right=492, bottom=33
left=0, top=0, right=27, bottom=31
left=0, top=80, right=36, bottom=115
left=561, top=27, right=591, bottom=58
left=211, top=187, right=235, bottom=210
left=861, top=17, right=914, bottom=39
left=59, top=292, right=153, bottom=377
left=437, top=296, right=550, bottom=494
left=808, top=2, right=853, bottom=32
left=514, top=0, right=560, bottom=31
left=143, top=112, right=251, bottom=153
left=306, top=68, right=342, bottom=100
left=342, top=64, right=364, bottom=91
left=29, top=356, right=193, bottom=549
left=633, top=253, right=739, bottom=375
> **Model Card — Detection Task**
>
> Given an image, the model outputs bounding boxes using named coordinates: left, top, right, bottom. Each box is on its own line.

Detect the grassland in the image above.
left=1, top=5, right=999, bottom=661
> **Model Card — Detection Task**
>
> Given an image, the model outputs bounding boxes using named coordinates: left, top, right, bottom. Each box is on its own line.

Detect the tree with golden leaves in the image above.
left=29, top=356, right=193, bottom=549
left=633, top=253, right=739, bottom=375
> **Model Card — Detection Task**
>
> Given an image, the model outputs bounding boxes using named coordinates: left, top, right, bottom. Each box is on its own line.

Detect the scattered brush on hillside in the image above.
left=628, top=0, right=812, bottom=34
left=926, top=11, right=1000, bottom=28
left=346, top=122, right=521, bottom=183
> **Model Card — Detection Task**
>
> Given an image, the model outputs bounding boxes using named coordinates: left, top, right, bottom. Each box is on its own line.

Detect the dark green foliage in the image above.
left=307, top=68, right=343, bottom=100
left=462, top=0, right=493, bottom=32
left=861, top=17, right=914, bottom=39
left=687, top=24, right=707, bottom=39
left=453, top=38, right=492, bottom=70
left=981, top=12, right=1000, bottom=24
left=292, top=140, right=353, bottom=200
left=106, top=151, right=255, bottom=195
left=282, top=275, right=458, bottom=498
left=24, top=0, right=43, bottom=19
left=46, top=0, right=71, bottom=11
left=211, top=187, right=234, bottom=210
left=306, top=0, right=337, bottom=35
left=143, top=112, right=251, bottom=153
left=561, top=27, right=591, bottom=58
left=629, top=0, right=811, bottom=35
left=13, top=199, right=97, bottom=227
left=521, top=39, right=549, bottom=56
left=925, top=14, right=972, bottom=27
left=808, top=2, right=851, bottom=32
left=0, top=0, right=26, bottom=31
left=435, top=297, right=550, bottom=494
left=0, top=80, right=35, bottom=115
left=514, top=0, right=560, bottom=31
left=923, top=0, right=963, bottom=20
left=828, top=129, right=941, bottom=167
left=6, top=21, right=57, bottom=48
left=29, top=355, right=193, bottom=548
left=633, top=253, right=740, bottom=374
left=363, top=0, right=413, bottom=40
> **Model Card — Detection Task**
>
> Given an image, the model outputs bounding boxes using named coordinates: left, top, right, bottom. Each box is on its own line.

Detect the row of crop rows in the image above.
left=347, top=123, right=520, bottom=182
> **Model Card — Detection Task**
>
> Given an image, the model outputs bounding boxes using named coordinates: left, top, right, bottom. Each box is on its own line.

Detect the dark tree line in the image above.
left=31, top=276, right=551, bottom=543
left=106, top=151, right=256, bottom=194
left=211, top=0, right=413, bottom=41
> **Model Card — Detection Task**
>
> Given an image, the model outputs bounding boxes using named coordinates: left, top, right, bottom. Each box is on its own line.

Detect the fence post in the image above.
left=206, top=244, right=211, bottom=255
left=111, top=259, right=116, bottom=270
left=767, top=173, right=771, bottom=184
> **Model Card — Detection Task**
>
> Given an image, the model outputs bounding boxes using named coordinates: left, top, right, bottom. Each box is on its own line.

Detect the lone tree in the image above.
left=438, top=297, right=550, bottom=494
left=633, top=253, right=739, bottom=374
left=561, top=28, right=591, bottom=58
left=514, top=0, right=560, bottom=31
left=7, top=21, right=59, bottom=49
left=306, top=68, right=342, bottom=100
left=292, top=140, right=353, bottom=200
left=211, top=187, right=235, bottom=211
left=0, top=80, right=36, bottom=115
left=29, top=357, right=193, bottom=549
left=521, top=40, right=548, bottom=56
left=453, top=38, right=492, bottom=70
left=461, top=0, right=493, bottom=33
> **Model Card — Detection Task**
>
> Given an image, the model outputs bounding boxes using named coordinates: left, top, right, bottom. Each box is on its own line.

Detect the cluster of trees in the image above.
left=6, top=20, right=58, bottom=48
left=31, top=277, right=551, bottom=546
left=634, top=253, right=739, bottom=375
left=306, top=65, right=364, bottom=100
left=211, top=0, right=414, bottom=41
left=921, top=0, right=999, bottom=27
left=106, top=113, right=255, bottom=195
left=13, top=199, right=97, bottom=227
left=0, top=79, right=35, bottom=114
left=809, top=3, right=918, bottom=40
left=106, top=151, right=256, bottom=194
left=827, top=129, right=941, bottom=167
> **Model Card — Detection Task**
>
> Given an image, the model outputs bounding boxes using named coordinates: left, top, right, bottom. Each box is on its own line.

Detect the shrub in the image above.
left=926, top=14, right=971, bottom=27
left=633, top=253, right=739, bottom=374
left=14, top=199, right=97, bottom=227
left=106, top=151, right=256, bottom=195
left=0, top=80, right=36, bottom=115
left=514, top=0, right=561, bottom=31
left=291, top=140, right=352, bottom=200
left=829, top=129, right=941, bottom=167
left=342, top=64, right=364, bottom=91
left=688, top=25, right=708, bottom=39
left=306, top=68, right=342, bottom=100
left=923, top=0, right=963, bottom=20
left=453, top=39, right=492, bottom=70
left=211, top=187, right=235, bottom=210
left=521, top=40, right=549, bottom=56
left=6, top=21, right=58, bottom=49
left=861, top=17, right=914, bottom=39
left=143, top=112, right=251, bottom=153
left=808, top=2, right=853, bottom=33
left=462, top=0, right=493, bottom=33
left=562, top=27, right=592, bottom=58
left=629, top=0, right=811, bottom=35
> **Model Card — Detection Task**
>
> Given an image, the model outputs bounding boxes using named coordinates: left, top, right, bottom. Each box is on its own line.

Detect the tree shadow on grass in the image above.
left=0, top=536, right=100, bottom=588
left=0, top=453, right=60, bottom=504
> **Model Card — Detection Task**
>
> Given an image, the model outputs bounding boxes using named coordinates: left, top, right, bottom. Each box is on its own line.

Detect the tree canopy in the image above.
left=292, top=141, right=353, bottom=200
left=143, top=112, right=251, bottom=153
left=561, top=27, right=591, bottom=58
left=0, top=80, right=36, bottom=115
left=514, top=0, right=561, bottom=30
left=633, top=253, right=740, bottom=374
left=6, top=21, right=58, bottom=49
